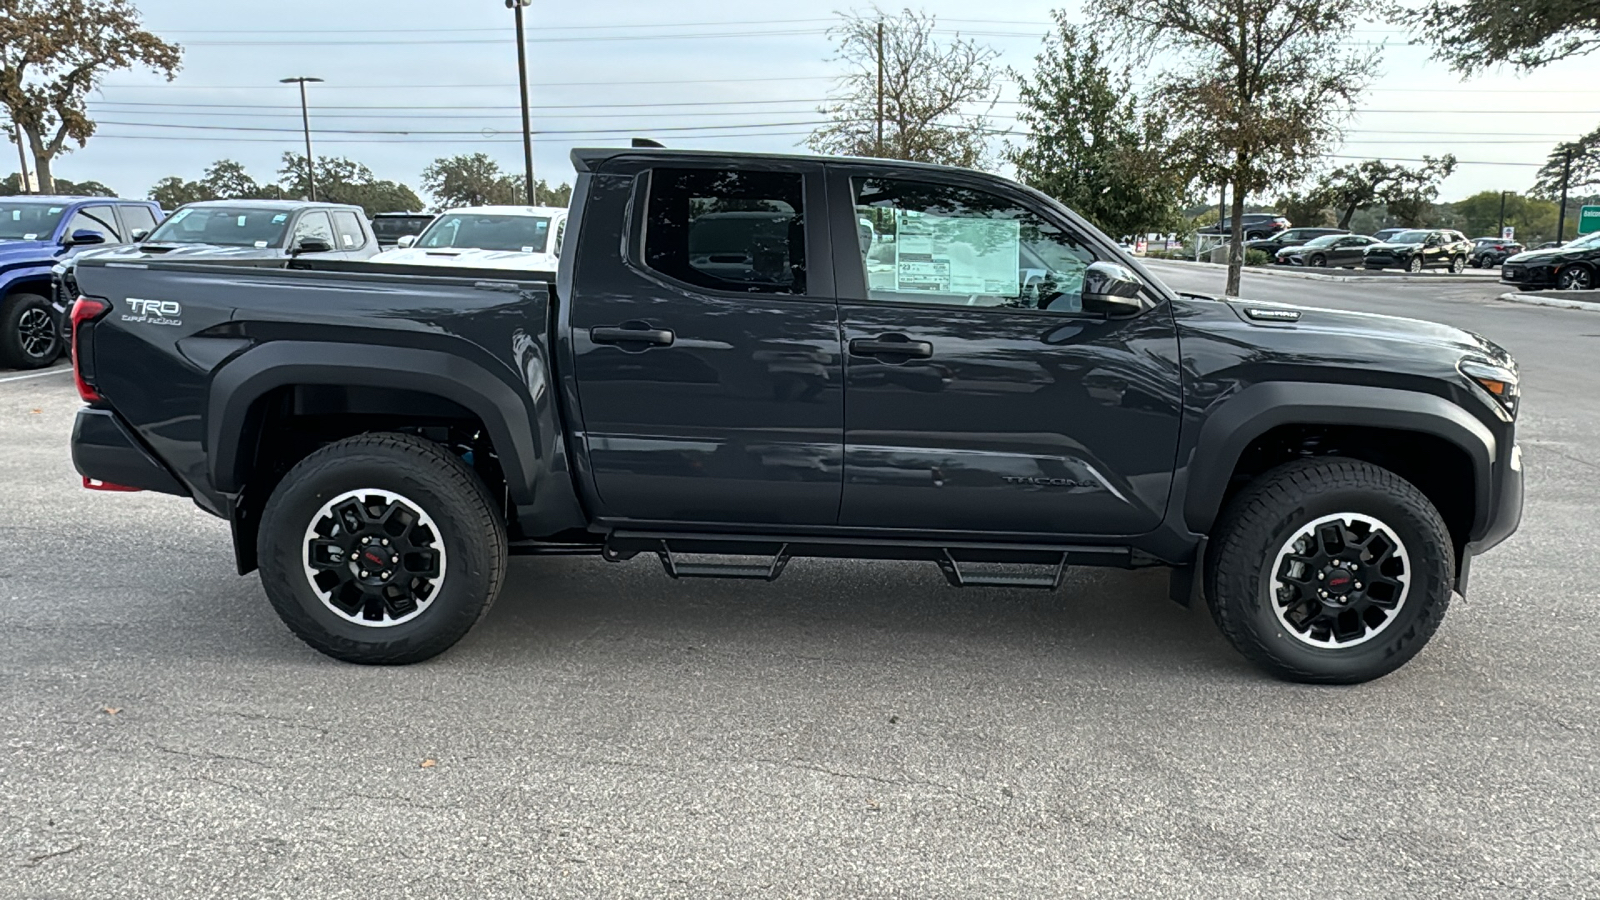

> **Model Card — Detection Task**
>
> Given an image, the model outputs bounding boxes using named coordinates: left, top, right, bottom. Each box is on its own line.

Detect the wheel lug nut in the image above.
left=391, top=556, right=399, bottom=564
left=360, top=570, right=369, bottom=577
left=382, top=539, right=390, bottom=546
left=1317, top=572, right=1325, bottom=580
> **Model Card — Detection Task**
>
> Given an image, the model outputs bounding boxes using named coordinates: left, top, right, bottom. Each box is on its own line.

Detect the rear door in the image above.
left=566, top=158, right=845, bottom=526
left=827, top=165, right=1183, bottom=537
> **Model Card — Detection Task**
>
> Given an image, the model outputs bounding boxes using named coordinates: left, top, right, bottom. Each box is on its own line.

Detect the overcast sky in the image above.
left=30, top=0, right=1600, bottom=204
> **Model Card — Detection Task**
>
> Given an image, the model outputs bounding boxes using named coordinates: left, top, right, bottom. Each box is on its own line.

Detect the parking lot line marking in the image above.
left=0, top=368, right=72, bottom=385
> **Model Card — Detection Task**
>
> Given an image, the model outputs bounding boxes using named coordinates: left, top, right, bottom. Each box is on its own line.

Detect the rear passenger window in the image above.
left=120, top=205, right=158, bottom=240
left=642, top=168, right=806, bottom=295
left=331, top=211, right=366, bottom=250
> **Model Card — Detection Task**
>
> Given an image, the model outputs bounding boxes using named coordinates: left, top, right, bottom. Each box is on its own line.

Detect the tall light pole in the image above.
left=280, top=76, right=324, bottom=201
left=507, top=0, right=537, bottom=206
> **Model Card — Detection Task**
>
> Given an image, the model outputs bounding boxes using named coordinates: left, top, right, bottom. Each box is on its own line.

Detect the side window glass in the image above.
left=66, top=206, right=122, bottom=242
left=642, top=167, right=806, bottom=295
left=120, top=205, right=158, bottom=239
left=330, top=210, right=365, bottom=250
left=852, top=177, right=1095, bottom=314
left=292, top=211, right=334, bottom=245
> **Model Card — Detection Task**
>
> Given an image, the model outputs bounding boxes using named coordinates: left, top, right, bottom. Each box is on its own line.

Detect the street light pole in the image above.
left=280, top=76, right=324, bottom=201
left=508, top=0, right=537, bottom=206
left=1498, top=190, right=1509, bottom=237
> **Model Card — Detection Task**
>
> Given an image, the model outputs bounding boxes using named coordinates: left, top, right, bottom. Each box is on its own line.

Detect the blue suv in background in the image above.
left=0, top=196, right=164, bottom=369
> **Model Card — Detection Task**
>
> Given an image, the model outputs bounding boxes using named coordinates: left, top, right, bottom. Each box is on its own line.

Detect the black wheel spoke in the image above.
left=307, top=539, right=348, bottom=571
left=304, top=488, right=446, bottom=627
left=1272, top=513, right=1411, bottom=650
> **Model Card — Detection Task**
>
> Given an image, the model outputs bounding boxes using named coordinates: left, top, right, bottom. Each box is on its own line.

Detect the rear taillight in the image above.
left=70, top=297, right=109, bottom=403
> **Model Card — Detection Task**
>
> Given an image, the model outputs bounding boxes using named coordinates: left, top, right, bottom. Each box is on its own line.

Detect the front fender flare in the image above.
left=1180, top=382, right=1497, bottom=537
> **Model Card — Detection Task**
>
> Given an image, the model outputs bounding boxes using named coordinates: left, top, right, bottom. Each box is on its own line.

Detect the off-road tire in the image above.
left=0, top=292, right=62, bottom=369
left=1205, top=458, right=1455, bottom=684
left=257, top=432, right=507, bottom=665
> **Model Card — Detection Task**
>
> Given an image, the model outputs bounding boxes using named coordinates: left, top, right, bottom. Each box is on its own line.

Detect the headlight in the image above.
left=1459, top=359, right=1519, bottom=417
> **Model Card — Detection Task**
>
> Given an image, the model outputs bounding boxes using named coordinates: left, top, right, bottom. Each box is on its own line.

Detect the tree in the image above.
left=2, top=172, right=114, bottom=196
left=147, top=159, right=279, bottom=209
left=421, top=153, right=522, bottom=208
left=1532, top=129, right=1600, bottom=199
left=1088, top=0, right=1377, bottom=295
left=808, top=8, right=1001, bottom=168
left=0, top=0, right=181, bottom=192
left=1313, top=156, right=1458, bottom=228
left=1401, top=0, right=1600, bottom=73
left=1441, top=191, right=1560, bottom=243
left=1008, top=13, right=1190, bottom=239
left=535, top=179, right=572, bottom=207
left=279, top=153, right=422, bottom=217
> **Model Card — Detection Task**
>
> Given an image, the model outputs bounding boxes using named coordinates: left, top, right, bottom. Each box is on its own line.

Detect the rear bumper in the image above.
left=71, top=407, right=188, bottom=496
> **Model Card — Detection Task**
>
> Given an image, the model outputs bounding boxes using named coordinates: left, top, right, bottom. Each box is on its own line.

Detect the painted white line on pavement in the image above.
left=0, top=367, right=72, bottom=385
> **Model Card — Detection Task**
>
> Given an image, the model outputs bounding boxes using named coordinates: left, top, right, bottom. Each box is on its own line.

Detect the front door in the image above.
left=828, top=167, right=1183, bottom=537
left=567, top=160, right=844, bottom=526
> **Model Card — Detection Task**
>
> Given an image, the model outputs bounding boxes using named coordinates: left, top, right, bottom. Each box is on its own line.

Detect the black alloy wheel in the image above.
left=1309, top=254, right=1327, bottom=268
left=1557, top=266, right=1594, bottom=290
left=0, top=292, right=63, bottom=369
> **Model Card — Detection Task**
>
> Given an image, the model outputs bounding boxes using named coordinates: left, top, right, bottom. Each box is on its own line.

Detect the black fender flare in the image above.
left=207, top=341, right=544, bottom=508
left=1180, top=382, right=1498, bottom=537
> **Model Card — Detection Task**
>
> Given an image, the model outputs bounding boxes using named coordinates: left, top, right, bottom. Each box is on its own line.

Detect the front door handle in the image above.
left=849, top=334, right=933, bottom=359
left=591, top=324, right=675, bottom=348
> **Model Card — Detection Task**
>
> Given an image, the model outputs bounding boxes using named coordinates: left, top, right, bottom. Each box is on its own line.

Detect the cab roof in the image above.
left=570, top=146, right=981, bottom=177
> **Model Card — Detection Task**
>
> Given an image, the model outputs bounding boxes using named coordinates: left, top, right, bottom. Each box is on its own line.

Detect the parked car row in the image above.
left=1500, top=230, right=1600, bottom=291
left=1, top=194, right=574, bottom=370
left=1249, top=224, right=1477, bottom=273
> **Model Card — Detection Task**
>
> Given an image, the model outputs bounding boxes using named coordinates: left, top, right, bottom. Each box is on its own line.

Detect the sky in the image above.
left=21, top=0, right=1600, bottom=205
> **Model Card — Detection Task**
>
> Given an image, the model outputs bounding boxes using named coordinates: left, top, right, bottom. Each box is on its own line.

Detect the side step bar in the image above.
left=603, top=530, right=1135, bottom=589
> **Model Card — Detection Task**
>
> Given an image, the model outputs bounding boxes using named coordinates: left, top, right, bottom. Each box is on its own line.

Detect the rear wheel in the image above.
left=0, top=292, right=62, bottom=369
left=1246, top=231, right=1267, bottom=242
left=257, top=433, right=506, bottom=664
left=1449, top=255, right=1467, bottom=274
left=1205, top=458, right=1454, bottom=684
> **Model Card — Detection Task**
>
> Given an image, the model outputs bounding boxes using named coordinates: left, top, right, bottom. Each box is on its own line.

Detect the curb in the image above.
left=1497, top=291, right=1600, bottom=313
left=1141, top=258, right=1499, bottom=284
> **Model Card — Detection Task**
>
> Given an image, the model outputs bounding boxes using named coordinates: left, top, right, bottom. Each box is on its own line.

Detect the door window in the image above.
left=642, top=168, right=806, bottom=295
left=119, top=205, right=158, bottom=240
left=292, top=211, right=335, bottom=246
left=330, top=210, right=367, bottom=250
left=851, top=178, right=1096, bottom=314
left=64, top=206, right=122, bottom=242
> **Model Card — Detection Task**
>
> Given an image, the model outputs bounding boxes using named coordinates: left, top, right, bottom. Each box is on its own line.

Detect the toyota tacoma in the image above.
left=66, top=148, right=1523, bottom=683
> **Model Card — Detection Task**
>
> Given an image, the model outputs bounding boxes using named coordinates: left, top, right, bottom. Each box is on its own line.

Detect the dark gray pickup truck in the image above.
left=67, top=148, right=1523, bottom=683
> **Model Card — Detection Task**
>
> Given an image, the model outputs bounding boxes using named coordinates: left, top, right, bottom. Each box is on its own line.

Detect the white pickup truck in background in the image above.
left=370, top=205, right=568, bottom=272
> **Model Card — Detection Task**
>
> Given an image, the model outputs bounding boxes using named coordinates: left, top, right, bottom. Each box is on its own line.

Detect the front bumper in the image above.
left=1500, top=264, right=1555, bottom=288
left=71, top=407, right=188, bottom=496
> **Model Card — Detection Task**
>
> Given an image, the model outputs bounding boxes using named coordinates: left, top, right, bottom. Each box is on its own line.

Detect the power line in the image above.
left=92, top=76, right=840, bottom=91
left=92, top=119, right=833, bottom=136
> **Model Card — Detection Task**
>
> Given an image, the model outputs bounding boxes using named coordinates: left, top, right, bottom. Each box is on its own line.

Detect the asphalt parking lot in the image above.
left=3, top=274, right=1598, bottom=898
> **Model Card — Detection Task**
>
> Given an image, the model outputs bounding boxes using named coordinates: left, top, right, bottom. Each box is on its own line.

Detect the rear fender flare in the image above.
left=1180, top=382, right=1497, bottom=537
left=207, top=341, right=542, bottom=507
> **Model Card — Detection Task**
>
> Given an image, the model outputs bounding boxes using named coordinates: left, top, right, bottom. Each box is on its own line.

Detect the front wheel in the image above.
left=1407, top=257, right=1424, bottom=273
left=1309, top=254, right=1327, bottom=268
left=257, top=433, right=507, bottom=664
left=1205, top=458, right=1455, bottom=684
left=1557, top=265, right=1594, bottom=290
left=0, top=292, right=63, bottom=369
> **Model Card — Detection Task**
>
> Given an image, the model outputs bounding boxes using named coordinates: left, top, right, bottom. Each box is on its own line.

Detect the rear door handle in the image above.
left=591, top=325, right=675, bottom=347
left=849, top=335, right=933, bottom=359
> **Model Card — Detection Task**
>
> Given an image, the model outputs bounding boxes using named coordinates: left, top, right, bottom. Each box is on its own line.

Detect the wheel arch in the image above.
left=1182, top=383, right=1497, bottom=551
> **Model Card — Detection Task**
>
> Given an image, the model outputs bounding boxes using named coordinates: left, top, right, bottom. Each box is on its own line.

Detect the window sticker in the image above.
left=169, top=209, right=191, bottom=223
left=272, top=214, right=287, bottom=223
left=254, top=240, right=269, bottom=248
left=23, top=233, right=37, bottom=240
left=343, top=234, right=354, bottom=247
left=237, top=215, right=247, bottom=227
left=48, top=207, right=63, bottom=214
left=520, top=246, right=534, bottom=253
left=889, top=209, right=1020, bottom=296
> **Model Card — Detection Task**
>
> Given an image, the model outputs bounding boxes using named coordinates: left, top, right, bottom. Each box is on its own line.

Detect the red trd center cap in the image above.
left=1325, top=569, right=1354, bottom=593
left=361, top=548, right=389, bottom=569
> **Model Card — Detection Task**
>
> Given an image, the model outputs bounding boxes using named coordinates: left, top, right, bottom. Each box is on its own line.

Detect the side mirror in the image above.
left=64, top=229, right=107, bottom=247
left=396, top=234, right=417, bottom=249
left=130, top=229, right=150, bottom=242
left=292, top=237, right=334, bottom=255
left=1081, top=261, right=1145, bottom=317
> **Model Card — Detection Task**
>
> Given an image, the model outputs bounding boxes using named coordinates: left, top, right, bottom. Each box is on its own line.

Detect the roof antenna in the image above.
left=632, top=138, right=665, bottom=148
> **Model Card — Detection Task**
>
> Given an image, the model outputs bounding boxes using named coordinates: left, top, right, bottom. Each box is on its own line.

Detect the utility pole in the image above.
left=1498, top=190, right=1509, bottom=237
left=509, top=0, right=537, bottom=206
left=12, top=122, right=31, bottom=194
left=281, top=76, right=323, bottom=201
left=875, top=18, right=885, bottom=157
left=1556, top=147, right=1573, bottom=242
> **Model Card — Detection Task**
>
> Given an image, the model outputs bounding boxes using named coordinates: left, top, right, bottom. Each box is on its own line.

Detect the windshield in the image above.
left=373, top=216, right=433, bottom=241
left=1389, top=230, right=1431, bottom=244
left=417, top=214, right=550, bottom=252
left=1564, top=231, right=1600, bottom=250
left=1302, top=235, right=1342, bottom=248
left=0, top=202, right=69, bottom=241
left=147, top=206, right=292, bottom=247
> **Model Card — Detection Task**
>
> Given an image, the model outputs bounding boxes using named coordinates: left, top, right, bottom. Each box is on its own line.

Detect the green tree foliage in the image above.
left=279, top=153, right=423, bottom=217
left=1310, top=156, right=1458, bottom=228
left=1439, top=191, right=1561, bottom=243
left=535, top=179, right=573, bottom=207
left=0, top=0, right=181, bottom=191
left=808, top=7, right=1001, bottom=168
left=421, top=153, right=523, bottom=208
left=1401, top=0, right=1600, bottom=73
left=1089, top=0, right=1377, bottom=295
left=1009, top=13, right=1189, bottom=238
left=147, top=159, right=281, bottom=209
left=1532, top=128, right=1600, bottom=200
left=2, top=172, right=114, bottom=196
